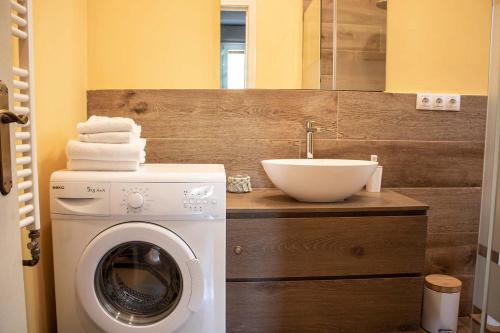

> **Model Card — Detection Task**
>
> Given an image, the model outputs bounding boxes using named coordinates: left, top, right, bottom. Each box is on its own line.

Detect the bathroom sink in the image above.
left=261, top=159, right=378, bottom=202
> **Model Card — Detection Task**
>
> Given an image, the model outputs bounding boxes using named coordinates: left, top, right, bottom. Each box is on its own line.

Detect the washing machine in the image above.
left=50, top=164, right=226, bottom=333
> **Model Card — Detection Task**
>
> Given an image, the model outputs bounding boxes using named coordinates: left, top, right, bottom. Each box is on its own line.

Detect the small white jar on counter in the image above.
left=421, top=274, right=462, bottom=333
left=366, top=155, right=383, bottom=192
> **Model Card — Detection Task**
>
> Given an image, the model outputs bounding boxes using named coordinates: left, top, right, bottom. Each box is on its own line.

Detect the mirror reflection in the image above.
left=88, top=0, right=389, bottom=91
left=322, top=0, right=387, bottom=91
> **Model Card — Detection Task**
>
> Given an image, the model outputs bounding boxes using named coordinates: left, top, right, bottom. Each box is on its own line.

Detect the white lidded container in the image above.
left=366, top=155, right=383, bottom=192
left=421, top=274, right=462, bottom=333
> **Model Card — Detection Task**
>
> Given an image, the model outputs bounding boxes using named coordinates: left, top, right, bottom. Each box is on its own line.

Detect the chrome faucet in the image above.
left=306, top=121, right=335, bottom=159
left=306, top=121, right=319, bottom=159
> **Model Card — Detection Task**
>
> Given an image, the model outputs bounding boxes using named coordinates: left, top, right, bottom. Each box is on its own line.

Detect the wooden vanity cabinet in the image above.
left=226, top=189, right=428, bottom=333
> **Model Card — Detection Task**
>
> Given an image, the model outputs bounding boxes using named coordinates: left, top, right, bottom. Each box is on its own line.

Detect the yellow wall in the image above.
left=255, top=0, right=303, bottom=88
left=87, top=0, right=220, bottom=90
left=386, top=0, right=492, bottom=94
left=16, top=1, right=493, bottom=332
left=23, top=1, right=88, bottom=332
left=87, top=0, right=303, bottom=89
left=302, top=0, right=321, bottom=89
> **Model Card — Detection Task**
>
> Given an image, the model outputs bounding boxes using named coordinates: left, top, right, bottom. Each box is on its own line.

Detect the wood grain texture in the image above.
left=338, top=92, right=487, bottom=141
left=425, top=274, right=463, bottom=293
left=418, top=317, right=471, bottom=333
left=227, top=188, right=428, bottom=215
left=334, top=0, right=386, bottom=91
left=227, top=277, right=423, bottom=332
left=337, top=0, right=387, bottom=25
left=227, top=216, right=426, bottom=279
left=320, top=48, right=333, bottom=76
left=87, top=89, right=485, bottom=320
left=87, top=89, right=337, bottom=139
left=321, top=0, right=333, bottom=23
left=321, top=22, right=333, bottom=50
left=320, top=75, right=333, bottom=90
left=471, top=314, right=500, bottom=333
left=146, top=139, right=300, bottom=188
left=306, top=139, right=484, bottom=187
left=335, top=50, right=386, bottom=91
left=457, top=275, right=474, bottom=317
left=425, top=233, right=478, bottom=276
left=337, top=23, right=382, bottom=51
left=393, top=188, right=481, bottom=233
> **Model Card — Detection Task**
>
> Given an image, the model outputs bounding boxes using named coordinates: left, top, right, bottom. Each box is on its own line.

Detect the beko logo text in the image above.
left=52, top=185, right=64, bottom=190
left=87, top=186, right=105, bottom=193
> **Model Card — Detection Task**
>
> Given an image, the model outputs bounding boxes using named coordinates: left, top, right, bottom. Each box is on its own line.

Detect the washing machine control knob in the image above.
left=127, top=192, right=144, bottom=209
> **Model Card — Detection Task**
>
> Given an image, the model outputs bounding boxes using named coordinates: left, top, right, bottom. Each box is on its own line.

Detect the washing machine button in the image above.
left=127, top=192, right=144, bottom=209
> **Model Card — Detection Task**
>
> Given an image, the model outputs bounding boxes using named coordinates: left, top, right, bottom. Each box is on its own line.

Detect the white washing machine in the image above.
left=50, top=164, right=226, bottom=333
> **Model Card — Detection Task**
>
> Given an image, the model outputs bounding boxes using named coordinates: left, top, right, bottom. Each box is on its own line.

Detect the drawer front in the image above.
left=227, top=277, right=423, bottom=333
left=227, top=216, right=427, bottom=279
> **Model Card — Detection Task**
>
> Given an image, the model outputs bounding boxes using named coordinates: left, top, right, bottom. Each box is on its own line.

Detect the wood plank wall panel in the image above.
left=321, top=0, right=333, bottom=23
left=146, top=138, right=300, bottom=188
left=227, top=277, right=423, bottom=332
left=337, top=24, right=382, bottom=51
left=394, top=188, right=481, bottom=234
left=395, top=187, right=481, bottom=315
left=337, top=0, right=386, bottom=25
left=321, top=22, right=333, bottom=49
left=87, top=90, right=337, bottom=140
left=304, top=139, right=484, bottom=187
left=320, top=48, right=333, bottom=81
left=335, top=0, right=386, bottom=91
left=425, top=234, right=477, bottom=316
left=425, top=233, right=477, bottom=277
left=338, top=92, right=487, bottom=141
left=87, top=89, right=488, bottom=316
left=320, top=0, right=333, bottom=89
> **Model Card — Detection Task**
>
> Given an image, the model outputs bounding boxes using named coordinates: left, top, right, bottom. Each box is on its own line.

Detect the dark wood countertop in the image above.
left=227, top=188, right=428, bottom=218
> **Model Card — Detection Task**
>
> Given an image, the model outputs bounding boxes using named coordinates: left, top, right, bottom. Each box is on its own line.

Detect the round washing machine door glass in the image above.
left=76, top=222, right=204, bottom=333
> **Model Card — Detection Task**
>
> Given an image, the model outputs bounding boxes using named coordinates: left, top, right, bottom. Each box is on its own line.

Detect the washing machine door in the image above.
left=76, top=222, right=204, bottom=333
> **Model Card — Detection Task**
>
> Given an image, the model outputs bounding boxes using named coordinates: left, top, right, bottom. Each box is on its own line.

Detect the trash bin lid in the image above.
left=425, top=274, right=462, bottom=293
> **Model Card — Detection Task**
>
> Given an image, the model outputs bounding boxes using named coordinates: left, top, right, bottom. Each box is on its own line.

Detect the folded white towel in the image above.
left=77, top=116, right=140, bottom=134
left=67, top=159, right=141, bottom=171
left=79, top=130, right=141, bottom=144
left=66, top=139, right=146, bottom=162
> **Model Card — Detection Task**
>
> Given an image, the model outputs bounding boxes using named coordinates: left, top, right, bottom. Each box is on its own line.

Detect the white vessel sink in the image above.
left=261, top=159, right=378, bottom=202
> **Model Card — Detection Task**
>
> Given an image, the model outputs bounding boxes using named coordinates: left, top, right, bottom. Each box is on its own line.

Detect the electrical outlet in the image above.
left=433, top=95, right=446, bottom=110
left=416, top=94, right=433, bottom=110
left=416, top=93, right=461, bottom=111
left=445, top=95, right=461, bottom=111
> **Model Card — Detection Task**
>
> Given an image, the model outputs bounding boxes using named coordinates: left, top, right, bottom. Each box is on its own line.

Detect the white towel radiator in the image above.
left=0, top=0, right=41, bottom=266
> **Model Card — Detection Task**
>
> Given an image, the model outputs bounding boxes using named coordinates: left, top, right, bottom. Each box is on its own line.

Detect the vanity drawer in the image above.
left=227, top=216, right=427, bottom=279
left=227, top=277, right=423, bottom=332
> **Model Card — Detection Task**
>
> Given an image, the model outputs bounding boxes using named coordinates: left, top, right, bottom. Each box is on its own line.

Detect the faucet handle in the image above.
left=306, top=120, right=316, bottom=128
left=306, top=120, right=335, bottom=134
left=316, top=125, right=336, bottom=133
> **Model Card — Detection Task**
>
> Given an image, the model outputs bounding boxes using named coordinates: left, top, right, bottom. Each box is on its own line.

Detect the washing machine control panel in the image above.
left=50, top=181, right=225, bottom=219
left=119, top=186, right=151, bottom=214
left=111, top=182, right=225, bottom=219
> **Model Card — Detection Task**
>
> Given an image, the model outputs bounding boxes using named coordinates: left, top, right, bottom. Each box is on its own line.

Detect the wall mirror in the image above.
left=87, top=0, right=488, bottom=94
left=219, top=0, right=386, bottom=90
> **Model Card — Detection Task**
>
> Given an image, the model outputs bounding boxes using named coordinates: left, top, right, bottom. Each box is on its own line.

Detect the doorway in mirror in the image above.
left=221, top=10, right=247, bottom=89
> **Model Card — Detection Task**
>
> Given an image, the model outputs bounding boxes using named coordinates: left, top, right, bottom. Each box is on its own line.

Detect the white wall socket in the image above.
left=416, top=93, right=461, bottom=111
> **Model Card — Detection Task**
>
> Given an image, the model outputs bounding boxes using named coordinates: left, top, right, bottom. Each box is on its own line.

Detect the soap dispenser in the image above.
left=366, top=155, right=382, bottom=193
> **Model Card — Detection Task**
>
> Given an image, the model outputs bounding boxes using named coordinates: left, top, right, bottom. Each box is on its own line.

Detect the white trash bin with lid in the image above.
left=421, top=274, right=462, bottom=333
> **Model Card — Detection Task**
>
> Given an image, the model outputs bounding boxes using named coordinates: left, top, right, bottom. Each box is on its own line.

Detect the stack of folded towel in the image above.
left=66, top=116, right=146, bottom=171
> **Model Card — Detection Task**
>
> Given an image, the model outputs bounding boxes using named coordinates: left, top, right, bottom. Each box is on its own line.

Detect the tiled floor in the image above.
left=458, top=317, right=473, bottom=333
left=418, top=317, right=471, bottom=332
